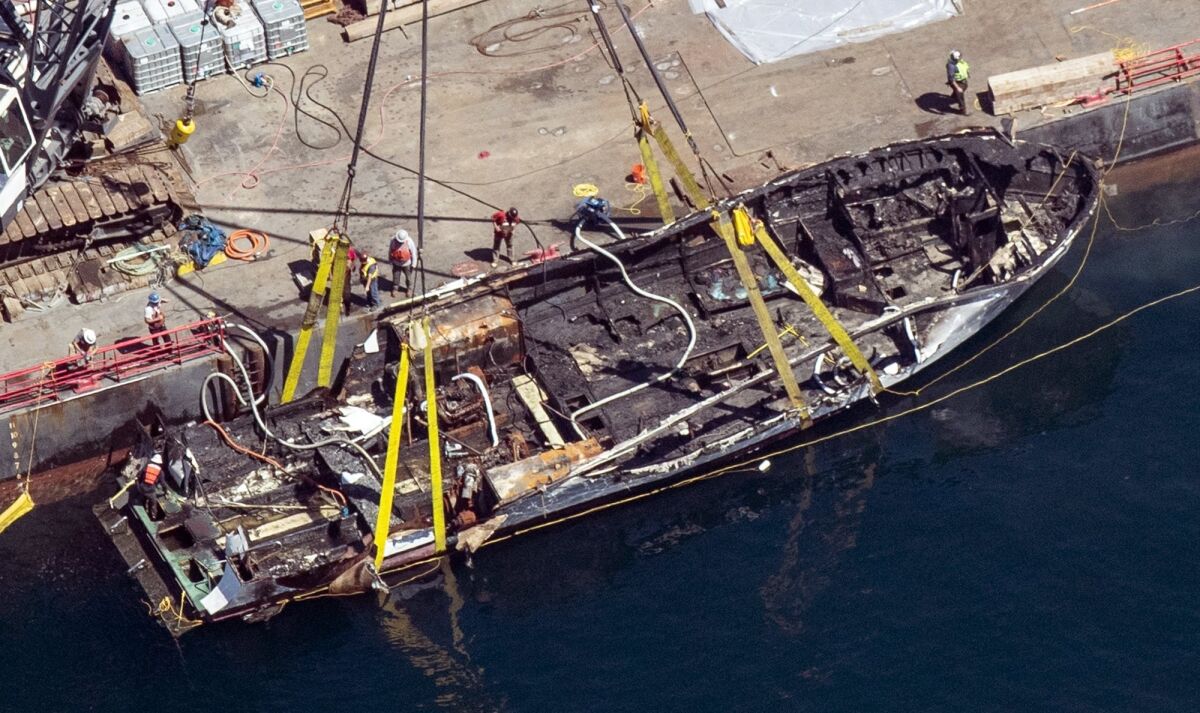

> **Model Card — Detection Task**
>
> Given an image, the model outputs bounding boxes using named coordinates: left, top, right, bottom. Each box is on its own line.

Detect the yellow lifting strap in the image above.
left=281, top=238, right=337, bottom=403
left=0, top=490, right=34, bottom=535
left=318, top=237, right=350, bottom=388
left=650, top=123, right=710, bottom=210
left=743, top=209, right=882, bottom=393
left=715, top=213, right=810, bottom=422
left=373, top=342, right=411, bottom=570
left=423, top=318, right=447, bottom=555
left=637, top=130, right=674, bottom=225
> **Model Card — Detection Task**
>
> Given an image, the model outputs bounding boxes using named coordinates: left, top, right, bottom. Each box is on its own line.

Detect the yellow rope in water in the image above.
left=146, top=595, right=203, bottom=632
left=0, top=362, right=53, bottom=534
left=1104, top=200, right=1200, bottom=232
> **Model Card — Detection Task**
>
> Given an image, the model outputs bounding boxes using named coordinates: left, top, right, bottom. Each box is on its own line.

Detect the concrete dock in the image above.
left=0, top=0, right=1197, bottom=369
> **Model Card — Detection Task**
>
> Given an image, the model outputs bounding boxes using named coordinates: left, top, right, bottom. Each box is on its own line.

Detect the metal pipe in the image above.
left=451, top=372, right=499, bottom=448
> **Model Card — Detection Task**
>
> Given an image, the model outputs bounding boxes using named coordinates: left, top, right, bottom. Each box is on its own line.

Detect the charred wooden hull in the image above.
left=98, top=130, right=1102, bottom=633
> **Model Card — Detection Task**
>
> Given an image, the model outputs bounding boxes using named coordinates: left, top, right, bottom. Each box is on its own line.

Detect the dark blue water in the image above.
left=3, top=150, right=1200, bottom=712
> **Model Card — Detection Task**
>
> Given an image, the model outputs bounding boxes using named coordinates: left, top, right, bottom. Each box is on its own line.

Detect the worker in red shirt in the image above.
left=491, top=207, right=520, bottom=268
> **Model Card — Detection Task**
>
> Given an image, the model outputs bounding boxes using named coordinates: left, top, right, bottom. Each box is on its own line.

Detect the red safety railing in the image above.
left=1115, top=40, right=1200, bottom=94
left=1079, top=40, right=1200, bottom=107
left=0, top=318, right=227, bottom=414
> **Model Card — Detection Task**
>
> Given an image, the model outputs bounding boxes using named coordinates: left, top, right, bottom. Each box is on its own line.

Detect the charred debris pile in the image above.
left=96, top=131, right=1100, bottom=633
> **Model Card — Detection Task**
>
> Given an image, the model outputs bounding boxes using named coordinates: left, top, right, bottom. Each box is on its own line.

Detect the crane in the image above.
left=0, top=0, right=181, bottom=320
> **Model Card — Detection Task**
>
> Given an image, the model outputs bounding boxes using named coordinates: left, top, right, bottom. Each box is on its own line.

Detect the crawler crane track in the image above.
left=0, top=161, right=184, bottom=320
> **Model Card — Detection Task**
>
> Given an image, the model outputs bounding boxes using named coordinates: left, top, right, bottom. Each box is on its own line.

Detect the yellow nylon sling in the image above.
left=281, top=239, right=336, bottom=403
left=373, top=342, right=410, bottom=570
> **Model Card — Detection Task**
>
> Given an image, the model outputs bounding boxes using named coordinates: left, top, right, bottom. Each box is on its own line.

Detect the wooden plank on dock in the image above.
left=344, top=0, right=489, bottom=41
left=988, top=52, right=1115, bottom=114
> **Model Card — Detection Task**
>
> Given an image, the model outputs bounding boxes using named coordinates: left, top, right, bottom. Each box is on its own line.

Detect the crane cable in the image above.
left=330, top=0, right=395, bottom=240
left=415, top=0, right=430, bottom=300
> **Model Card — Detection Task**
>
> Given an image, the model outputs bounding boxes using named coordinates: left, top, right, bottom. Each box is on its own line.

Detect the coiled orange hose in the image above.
left=225, top=229, right=270, bottom=260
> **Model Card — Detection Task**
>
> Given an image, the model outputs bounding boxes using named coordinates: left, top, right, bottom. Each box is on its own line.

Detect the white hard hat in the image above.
left=81, top=328, right=97, bottom=345
left=950, top=50, right=961, bottom=60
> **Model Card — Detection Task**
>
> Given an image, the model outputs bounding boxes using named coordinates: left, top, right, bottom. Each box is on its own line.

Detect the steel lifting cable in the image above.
left=331, top=0, right=395, bottom=237
left=608, top=0, right=728, bottom=198
left=415, top=0, right=430, bottom=299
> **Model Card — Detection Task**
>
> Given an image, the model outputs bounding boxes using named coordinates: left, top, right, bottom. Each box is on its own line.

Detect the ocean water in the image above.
left=2, top=147, right=1199, bottom=712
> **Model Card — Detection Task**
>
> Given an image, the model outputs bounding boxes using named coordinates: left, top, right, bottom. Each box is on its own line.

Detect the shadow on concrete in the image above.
left=464, top=247, right=493, bottom=263
left=976, top=90, right=996, bottom=116
left=288, top=259, right=315, bottom=300
left=167, top=275, right=271, bottom=330
left=203, top=203, right=503, bottom=224
left=916, top=92, right=960, bottom=115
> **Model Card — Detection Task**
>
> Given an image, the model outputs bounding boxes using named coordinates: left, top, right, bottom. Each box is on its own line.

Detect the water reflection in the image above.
left=377, top=569, right=502, bottom=712
left=761, top=443, right=880, bottom=636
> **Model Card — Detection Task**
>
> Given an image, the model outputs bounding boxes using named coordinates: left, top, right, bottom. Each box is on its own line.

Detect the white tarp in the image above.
left=690, top=0, right=963, bottom=65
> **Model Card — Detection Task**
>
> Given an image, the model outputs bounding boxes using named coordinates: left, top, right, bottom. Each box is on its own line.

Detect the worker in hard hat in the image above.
left=145, top=292, right=170, bottom=345
left=359, top=253, right=381, bottom=311
left=68, top=328, right=98, bottom=365
left=388, top=228, right=417, bottom=296
left=490, top=207, right=521, bottom=268
left=946, top=50, right=971, bottom=115
left=137, top=453, right=165, bottom=521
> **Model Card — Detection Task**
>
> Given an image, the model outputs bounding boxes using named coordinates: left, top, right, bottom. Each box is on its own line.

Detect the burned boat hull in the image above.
left=99, top=130, right=1101, bottom=632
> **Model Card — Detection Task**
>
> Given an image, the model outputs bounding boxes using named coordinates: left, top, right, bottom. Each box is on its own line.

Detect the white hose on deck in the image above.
left=568, top=218, right=698, bottom=435
left=452, top=372, right=499, bottom=448
left=227, top=322, right=274, bottom=402
left=203, top=336, right=387, bottom=482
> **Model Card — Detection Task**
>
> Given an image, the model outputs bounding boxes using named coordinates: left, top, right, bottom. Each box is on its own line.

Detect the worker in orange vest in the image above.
left=137, top=453, right=164, bottom=520
left=388, top=228, right=417, bottom=296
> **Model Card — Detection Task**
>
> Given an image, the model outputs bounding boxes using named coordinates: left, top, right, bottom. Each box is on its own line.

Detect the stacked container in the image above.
left=250, top=0, right=308, bottom=59
left=141, top=0, right=199, bottom=24
left=167, top=11, right=224, bottom=82
left=216, top=10, right=267, bottom=70
left=114, top=24, right=184, bottom=94
left=109, top=0, right=151, bottom=42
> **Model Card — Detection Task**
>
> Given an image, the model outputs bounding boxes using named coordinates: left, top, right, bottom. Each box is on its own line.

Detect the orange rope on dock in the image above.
left=225, top=230, right=270, bottom=260
left=203, top=419, right=347, bottom=507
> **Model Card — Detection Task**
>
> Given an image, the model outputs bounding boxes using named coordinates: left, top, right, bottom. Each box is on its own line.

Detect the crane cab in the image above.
left=0, top=83, right=34, bottom=226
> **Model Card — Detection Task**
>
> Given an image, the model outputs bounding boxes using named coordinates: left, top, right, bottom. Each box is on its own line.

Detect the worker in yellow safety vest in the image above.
left=360, top=255, right=381, bottom=311
left=946, top=50, right=971, bottom=115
